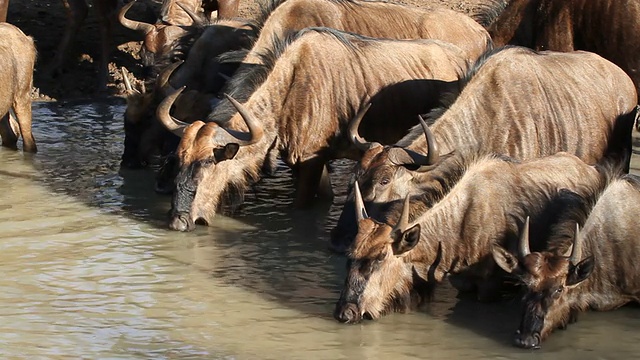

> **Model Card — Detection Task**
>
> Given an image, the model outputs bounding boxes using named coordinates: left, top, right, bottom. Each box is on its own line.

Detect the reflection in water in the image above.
left=0, top=100, right=639, bottom=358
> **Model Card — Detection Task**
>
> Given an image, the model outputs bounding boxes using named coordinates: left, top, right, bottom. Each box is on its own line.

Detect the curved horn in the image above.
left=118, top=1, right=155, bottom=33
left=155, top=60, right=183, bottom=96
left=156, top=86, right=190, bottom=137
left=353, top=181, right=369, bottom=222
left=348, top=102, right=374, bottom=151
left=176, top=2, right=204, bottom=27
left=419, top=115, right=439, bottom=165
left=224, top=94, right=264, bottom=146
left=518, top=216, right=531, bottom=259
left=569, top=222, right=583, bottom=265
left=121, top=67, right=137, bottom=93
left=392, top=195, right=411, bottom=234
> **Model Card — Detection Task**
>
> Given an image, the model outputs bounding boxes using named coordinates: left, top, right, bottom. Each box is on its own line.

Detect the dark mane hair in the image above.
left=208, top=27, right=367, bottom=123
left=541, top=164, right=632, bottom=254
left=470, top=0, right=510, bottom=28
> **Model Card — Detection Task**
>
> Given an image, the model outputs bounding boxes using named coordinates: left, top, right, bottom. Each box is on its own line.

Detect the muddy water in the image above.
left=1, top=100, right=640, bottom=359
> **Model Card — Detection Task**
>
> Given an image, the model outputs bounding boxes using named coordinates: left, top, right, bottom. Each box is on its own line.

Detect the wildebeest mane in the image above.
left=541, top=164, right=630, bottom=254
left=208, top=27, right=368, bottom=123
left=470, top=0, right=510, bottom=28
left=383, top=153, right=518, bottom=224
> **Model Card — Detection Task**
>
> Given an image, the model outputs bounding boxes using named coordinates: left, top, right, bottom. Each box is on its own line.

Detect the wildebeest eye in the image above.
left=379, top=177, right=390, bottom=186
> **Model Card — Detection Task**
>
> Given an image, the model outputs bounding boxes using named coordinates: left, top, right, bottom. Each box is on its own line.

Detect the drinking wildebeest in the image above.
left=492, top=172, right=640, bottom=349
left=478, top=0, right=640, bottom=127
left=329, top=46, right=638, bottom=253
left=333, top=152, right=615, bottom=324
left=119, top=16, right=257, bottom=169
left=0, top=23, right=37, bottom=153
left=158, top=28, right=474, bottom=231
left=153, top=0, right=492, bottom=193
left=119, top=0, right=244, bottom=72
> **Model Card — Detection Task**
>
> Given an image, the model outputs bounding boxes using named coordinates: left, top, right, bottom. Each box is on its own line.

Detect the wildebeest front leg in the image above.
left=0, top=113, right=18, bottom=150
left=94, top=0, right=117, bottom=90
left=12, top=96, right=36, bottom=153
left=0, top=0, right=8, bottom=22
left=293, top=156, right=327, bottom=208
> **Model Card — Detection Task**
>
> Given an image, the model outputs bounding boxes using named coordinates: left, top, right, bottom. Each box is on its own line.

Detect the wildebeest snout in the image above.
left=333, top=302, right=361, bottom=324
left=169, top=212, right=195, bottom=232
left=513, top=330, right=541, bottom=349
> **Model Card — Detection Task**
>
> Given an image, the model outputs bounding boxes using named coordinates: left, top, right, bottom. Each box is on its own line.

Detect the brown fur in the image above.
left=211, top=0, right=492, bottom=118
left=493, top=172, right=640, bottom=348
left=330, top=46, right=638, bottom=251
left=0, top=23, right=37, bottom=153
left=485, top=0, right=640, bottom=102
left=334, top=153, right=603, bottom=323
left=167, top=28, right=472, bottom=231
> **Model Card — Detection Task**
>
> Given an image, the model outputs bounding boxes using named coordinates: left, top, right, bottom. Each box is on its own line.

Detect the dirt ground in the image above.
left=5, top=0, right=492, bottom=101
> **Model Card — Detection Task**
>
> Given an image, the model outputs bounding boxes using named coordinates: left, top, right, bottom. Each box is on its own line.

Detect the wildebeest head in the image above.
left=121, top=62, right=214, bottom=169
left=157, top=87, right=264, bottom=231
left=492, top=218, right=594, bottom=349
left=330, top=110, right=440, bottom=253
left=334, top=183, right=433, bottom=323
left=119, top=0, right=192, bottom=68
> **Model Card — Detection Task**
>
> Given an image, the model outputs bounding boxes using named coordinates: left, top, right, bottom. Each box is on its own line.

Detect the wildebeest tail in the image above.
left=599, top=105, right=637, bottom=174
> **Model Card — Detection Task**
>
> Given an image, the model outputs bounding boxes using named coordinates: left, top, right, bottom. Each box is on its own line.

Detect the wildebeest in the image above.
left=492, top=172, right=640, bottom=349
left=329, top=46, right=638, bottom=253
left=119, top=3, right=257, bottom=169
left=158, top=28, right=474, bottom=231
left=213, top=0, right=492, bottom=115
left=333, top=152, right=607, bottom=324
left=0, top=23, right=37, bottom=153
left=119, top=0, right=244, bottom=71
left=480, top=0, right=640, bottom=123
left=153, top=0, right=492, bottom=192
left=121, top=62, right=215, bottom=168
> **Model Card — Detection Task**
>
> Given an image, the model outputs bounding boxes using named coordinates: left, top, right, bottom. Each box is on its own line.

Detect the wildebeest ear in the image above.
left=491, top=245, right=520, bottom=274
left=392, top=224, right=421, bottom=255
left=213, top=143, right=240, bottom=162
left=566, top=256, right=594, bottom=286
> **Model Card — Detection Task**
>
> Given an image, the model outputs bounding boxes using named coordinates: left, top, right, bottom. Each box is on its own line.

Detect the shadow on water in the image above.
left=26, top=99, right=350, bottom=317
left=17, top=100, right=640, bottom=359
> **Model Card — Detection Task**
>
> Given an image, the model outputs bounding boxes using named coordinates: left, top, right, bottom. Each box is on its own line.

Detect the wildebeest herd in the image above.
left=2, top=0, right=640, bottom=350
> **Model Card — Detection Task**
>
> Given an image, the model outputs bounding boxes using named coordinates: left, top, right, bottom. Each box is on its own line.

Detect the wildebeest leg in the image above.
left=317, top=164, right=334, bottom=199
left=293, top=157, right=326, bottom=208
left=47, top=0, right=88, bottom=79
left=217, top=0, right=239, bottom=19
left=12, top=95, right=37, bottom=153
left=0, top=0, right=9, bottom=22
left=94, top=0, right=117, bottom=90
left=0, top=113, right=18, bottom=150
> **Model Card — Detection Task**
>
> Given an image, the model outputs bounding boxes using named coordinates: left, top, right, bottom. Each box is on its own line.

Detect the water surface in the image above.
left=0, top=100, right=639, bottom=359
